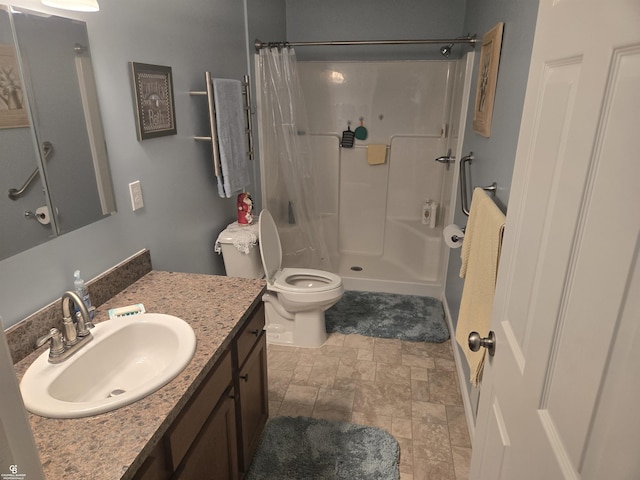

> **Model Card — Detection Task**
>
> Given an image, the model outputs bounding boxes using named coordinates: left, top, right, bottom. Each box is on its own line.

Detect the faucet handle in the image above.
left=75, top=308, right=95, bottom=337
left=35, top=328, right=65, bottom=357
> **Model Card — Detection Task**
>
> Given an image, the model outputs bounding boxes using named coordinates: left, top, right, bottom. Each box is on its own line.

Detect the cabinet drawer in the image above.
left=236, top=303, right=265, bottom=368
left=166, top=350, right=232, bottom=470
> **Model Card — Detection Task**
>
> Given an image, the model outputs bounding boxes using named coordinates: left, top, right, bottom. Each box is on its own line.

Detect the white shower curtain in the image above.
left=258, top=47, right=332, bottom=271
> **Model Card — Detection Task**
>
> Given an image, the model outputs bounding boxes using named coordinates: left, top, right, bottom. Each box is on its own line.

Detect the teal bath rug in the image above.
left=246, top=416, right=400, bottom=480
left=325, top=290, right=449, bottom=343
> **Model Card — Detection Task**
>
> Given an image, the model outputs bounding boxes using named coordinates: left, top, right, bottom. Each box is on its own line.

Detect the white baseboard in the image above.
left=441, top=294, right=476, bottom=446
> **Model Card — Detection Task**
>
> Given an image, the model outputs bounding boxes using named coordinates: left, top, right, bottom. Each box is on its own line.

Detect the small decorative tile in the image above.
left=392, top=417, right=413, bottom=439
left=376, top=363, right=412, bottom=386
left=268, top=350, right=300, bottom=371
left=412, top=422, right=453, bottom=463
left=283, top=384, right=318, bottom=405
left=324, top=332, right=346, bottom=346
left=412, top=400, right=448, bottom=424
left=410, top=366, right=430, bottom=382
left=350, top=411, right=393, bottom=433
left=429, top=370, right=463, bottom=406
left=353, top=381, right=412, bottom=418
left=412, top=458, right=456, bottom=480
left=344, top=334, right=375, bottom=350
left=446, top=406, right=471, bottom=448
left=451, top=446, right=472, bottom=480
left=336, top=358, right=377, bottom=382
left=411, top=379, right=431, bottom=402
left=277, top=402, right=314, bottom=418
left=402, top=353, right=436, bottom=369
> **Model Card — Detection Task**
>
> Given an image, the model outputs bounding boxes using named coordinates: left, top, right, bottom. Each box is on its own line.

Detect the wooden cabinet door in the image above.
left=174, top=388, right=239, bottom=480
left=238, top=333, right=269, bottom=473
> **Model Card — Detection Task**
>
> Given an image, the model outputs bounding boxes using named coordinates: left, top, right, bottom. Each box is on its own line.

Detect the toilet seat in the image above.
left=273, top=268, right=342, bottom=293
left=259, top=210, right=342, bottom=294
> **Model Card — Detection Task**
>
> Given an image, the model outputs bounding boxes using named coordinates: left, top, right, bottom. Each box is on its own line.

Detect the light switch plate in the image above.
left=128, top=180, right=144, bottom=211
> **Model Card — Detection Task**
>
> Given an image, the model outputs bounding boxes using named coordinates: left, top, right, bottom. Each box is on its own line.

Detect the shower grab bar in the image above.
left=459, top=153, right=473, bottom=216
left=459, top=152, right=497, bottom=216
left=8, top=141, right=53, bottom=200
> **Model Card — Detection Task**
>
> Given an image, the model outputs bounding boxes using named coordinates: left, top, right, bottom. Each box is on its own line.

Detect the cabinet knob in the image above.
left=249, top=329, right=260, bottom=337
left=240, top=374, right=249, bottom=382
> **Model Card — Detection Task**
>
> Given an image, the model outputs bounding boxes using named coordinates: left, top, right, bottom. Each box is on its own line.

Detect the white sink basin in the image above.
left=20, top=313, right=196, bottom=419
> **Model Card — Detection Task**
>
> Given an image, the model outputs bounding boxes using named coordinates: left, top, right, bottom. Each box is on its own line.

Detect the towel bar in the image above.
left=190, top=72, right=255, bottom=179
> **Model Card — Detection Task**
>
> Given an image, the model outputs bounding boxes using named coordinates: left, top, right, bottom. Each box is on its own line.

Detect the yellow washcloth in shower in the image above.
left=367, top=144, right=387, bottom=165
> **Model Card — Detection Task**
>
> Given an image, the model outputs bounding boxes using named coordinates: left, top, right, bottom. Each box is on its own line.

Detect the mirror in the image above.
left=0, top=5, right=115, bottom=261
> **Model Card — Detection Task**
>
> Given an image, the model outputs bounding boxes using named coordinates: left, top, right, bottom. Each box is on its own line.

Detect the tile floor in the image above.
left=266, top=333, right=472, bottom=480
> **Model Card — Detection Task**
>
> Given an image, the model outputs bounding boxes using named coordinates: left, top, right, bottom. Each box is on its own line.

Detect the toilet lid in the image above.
left=258, top=209, right=282, bottom=284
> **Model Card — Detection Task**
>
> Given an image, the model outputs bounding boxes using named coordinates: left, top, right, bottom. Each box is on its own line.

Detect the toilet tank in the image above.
left=217, top=222, right=265, bottom=279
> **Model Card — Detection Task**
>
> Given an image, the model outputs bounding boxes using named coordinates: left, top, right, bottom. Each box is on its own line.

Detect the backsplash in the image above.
left=5, top=249, right=152, bottom=364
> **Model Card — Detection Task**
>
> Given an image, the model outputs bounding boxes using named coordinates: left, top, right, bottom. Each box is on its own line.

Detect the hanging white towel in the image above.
left=455, top=188, right=505, bottom=387
left=212, top=78, right=250, bottom=198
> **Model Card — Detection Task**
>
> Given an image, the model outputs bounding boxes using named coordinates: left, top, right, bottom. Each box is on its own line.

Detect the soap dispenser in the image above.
left=73, top=270, right=94, bottom=320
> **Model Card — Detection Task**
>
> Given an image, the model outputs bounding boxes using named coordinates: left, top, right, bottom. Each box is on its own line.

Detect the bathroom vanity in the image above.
left=13, top=270, right=268, bottom=479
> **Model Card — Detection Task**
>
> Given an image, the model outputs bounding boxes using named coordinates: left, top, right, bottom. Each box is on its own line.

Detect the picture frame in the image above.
left=473, top=22, right=504, bottom=137
left=130, top=62, right=177, bottom=140
left=0, top=44, right=29, bottom=129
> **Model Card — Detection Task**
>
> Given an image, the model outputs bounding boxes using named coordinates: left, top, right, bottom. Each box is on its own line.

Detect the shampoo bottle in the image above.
left=73, top=270, right=94, bottom=320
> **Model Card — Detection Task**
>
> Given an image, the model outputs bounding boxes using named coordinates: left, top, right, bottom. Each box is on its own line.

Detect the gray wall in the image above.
left=0, top=0, right=537, bottom=337
left=445, top=0, right=539, bottom=412
left=246, top=0, right=288, bottom=213
left=446, top=0, right=539, bottom=329
left=285, top=0, right=467, bottom=60
left=0, top=0, right=287, bottom=328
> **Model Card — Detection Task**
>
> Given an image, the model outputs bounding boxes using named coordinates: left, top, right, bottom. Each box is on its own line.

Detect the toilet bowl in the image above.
left=259, top=209, right=343, bottom=347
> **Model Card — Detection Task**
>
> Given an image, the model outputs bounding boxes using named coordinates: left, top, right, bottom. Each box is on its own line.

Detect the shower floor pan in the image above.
left=336, top=253, right=442, bottom=297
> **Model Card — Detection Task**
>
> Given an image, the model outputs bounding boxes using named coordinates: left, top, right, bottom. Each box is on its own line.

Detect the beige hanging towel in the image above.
left=367, top=144, right=387, bottom=165
left=456, top=188, right=505, bottom=386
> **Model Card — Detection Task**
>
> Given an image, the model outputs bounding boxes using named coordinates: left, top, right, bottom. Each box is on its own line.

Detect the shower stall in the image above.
left=257, top=51, right=474, bottom=297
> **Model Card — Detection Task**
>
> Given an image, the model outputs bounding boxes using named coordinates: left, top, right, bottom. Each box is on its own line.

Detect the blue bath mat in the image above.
left=246, top=416, right=399, bottom=480
left=325, top=290, right=449, bottom=343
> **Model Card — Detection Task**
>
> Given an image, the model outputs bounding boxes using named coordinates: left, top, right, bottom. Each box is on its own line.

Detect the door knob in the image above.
left=468, top=331, right=496, bottom=357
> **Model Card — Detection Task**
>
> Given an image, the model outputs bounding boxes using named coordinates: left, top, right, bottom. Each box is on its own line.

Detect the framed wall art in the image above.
left=0, top=44, right=29, bottom=129
left=130, top=62, right=177, bottom=140
left=473, top=22, right=504, bottom=137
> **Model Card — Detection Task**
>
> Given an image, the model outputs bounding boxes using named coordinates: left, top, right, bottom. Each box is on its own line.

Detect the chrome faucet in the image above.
left=35, top=291, right=95, bottom=364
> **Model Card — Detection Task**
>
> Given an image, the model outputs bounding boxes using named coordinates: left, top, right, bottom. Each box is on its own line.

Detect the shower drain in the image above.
left=350, top=266, right=363, bottom=271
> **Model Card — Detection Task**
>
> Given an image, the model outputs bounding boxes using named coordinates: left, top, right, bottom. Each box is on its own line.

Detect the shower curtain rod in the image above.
left=254, top=35, right=477, bottom=51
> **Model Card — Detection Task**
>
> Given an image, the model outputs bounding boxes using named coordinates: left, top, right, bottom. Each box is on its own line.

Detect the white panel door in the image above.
left=469, top=0, right=640, bottom=478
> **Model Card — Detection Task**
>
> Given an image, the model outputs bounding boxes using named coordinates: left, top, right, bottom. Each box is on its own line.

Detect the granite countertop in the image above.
left=13, top=271, right=266, bottom=480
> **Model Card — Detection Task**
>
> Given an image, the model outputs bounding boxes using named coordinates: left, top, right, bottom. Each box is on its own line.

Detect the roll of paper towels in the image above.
left=35, top=206, right=50, bottom=225
left=443, top=224, right=464, bottom=249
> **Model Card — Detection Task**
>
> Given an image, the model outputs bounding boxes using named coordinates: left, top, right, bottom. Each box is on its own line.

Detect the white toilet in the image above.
left=258, top=209, right=344, bottom=348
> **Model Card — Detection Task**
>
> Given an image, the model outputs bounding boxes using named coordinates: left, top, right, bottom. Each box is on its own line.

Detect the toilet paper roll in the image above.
left=35, top=206, right=50, bottom=225
left=444, top=224, right=464, bottom=249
